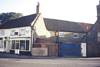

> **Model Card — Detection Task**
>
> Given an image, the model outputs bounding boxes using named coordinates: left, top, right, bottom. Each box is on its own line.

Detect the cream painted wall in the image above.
left=34, top=13, right=51, bottom=38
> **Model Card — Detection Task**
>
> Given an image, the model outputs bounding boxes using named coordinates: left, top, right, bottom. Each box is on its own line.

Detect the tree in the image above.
left=0, top=12, right=23, bottom=23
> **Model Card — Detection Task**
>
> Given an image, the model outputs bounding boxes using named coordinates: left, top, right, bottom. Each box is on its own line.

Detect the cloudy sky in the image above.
left=0, top=0, right=99, bottom=24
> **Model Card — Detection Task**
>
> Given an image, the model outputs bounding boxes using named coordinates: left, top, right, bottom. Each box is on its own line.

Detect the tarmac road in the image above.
left=0, top=58, right=100, bottom=67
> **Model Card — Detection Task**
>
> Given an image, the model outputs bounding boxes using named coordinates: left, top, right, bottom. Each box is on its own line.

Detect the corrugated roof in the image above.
left=0, top=14, right=37, bottom=29
left=44, top=18, right=92, bottom=33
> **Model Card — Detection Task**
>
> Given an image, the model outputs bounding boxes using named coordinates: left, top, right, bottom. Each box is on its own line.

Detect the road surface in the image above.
left=0, top=58, right=100, bottom=67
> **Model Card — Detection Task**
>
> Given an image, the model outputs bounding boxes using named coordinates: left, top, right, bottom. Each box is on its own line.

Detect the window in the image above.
left=0, top=40, right=3, bottom=48
left=15, top=40, right=19, bottom=49
left=98, top=32, right=100, bottom=41
left=59, top=32, right=64, bottom=37
left=11, top=30, right=19, bottom=36
left=4, top=40, right=6, bottom=48
left=14, top=32, right=18, bottom=35
left=12, top=40, right=15, bottom=49
left=11, top=40, right=29, bottom=50
left=73, top=33, right=79, bottom=38
left=20, top=40, right=25, bottom=50
left=26, top=40, right=29, bottom=50
left=98, top=32, right=100, bottom=37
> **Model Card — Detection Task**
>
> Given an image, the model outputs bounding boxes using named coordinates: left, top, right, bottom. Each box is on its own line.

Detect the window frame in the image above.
left=11, top=40, right=30, bottom=51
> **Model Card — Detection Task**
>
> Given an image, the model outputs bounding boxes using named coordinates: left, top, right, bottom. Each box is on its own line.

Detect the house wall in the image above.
left=0, top=26, right=32, bottom=52
left=96, top=21, right=100, bottom=43
left=34, top=14, right=51, bottom=38
left=86, top=3, right=100, bottom=57
left=0, top=26, right=31, bottom=37
left=87, top=20, right=100, bottom=57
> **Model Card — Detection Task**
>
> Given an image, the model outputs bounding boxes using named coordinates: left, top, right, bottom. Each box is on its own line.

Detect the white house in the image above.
left=0, top=3, right=50, bottom=55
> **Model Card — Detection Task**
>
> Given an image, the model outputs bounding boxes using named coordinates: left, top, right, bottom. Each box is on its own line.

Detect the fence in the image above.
left=32, top=43, right=58, bottom=57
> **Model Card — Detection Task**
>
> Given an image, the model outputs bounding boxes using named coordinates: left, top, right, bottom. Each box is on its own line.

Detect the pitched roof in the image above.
left=0, top=14, right=37, bottom=29
left=44, top=18, right=92, bottom=33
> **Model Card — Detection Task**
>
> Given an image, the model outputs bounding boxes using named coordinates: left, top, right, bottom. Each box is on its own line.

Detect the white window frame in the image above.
left=11, top=39, right=30, bottom=51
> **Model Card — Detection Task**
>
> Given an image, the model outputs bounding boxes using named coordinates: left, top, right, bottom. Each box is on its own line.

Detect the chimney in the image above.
left=36, top=2, right=40, bottom=14
left=97, top=0, right=100, bottom=18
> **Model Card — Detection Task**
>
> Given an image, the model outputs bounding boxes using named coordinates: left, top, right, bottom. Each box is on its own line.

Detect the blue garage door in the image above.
left=59, top=43, right=81, bottom=57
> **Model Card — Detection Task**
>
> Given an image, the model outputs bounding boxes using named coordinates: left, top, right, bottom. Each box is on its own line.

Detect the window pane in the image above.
left=4, top=40, right=6, bottom=48
left=16, top=43, right=19, bottom=49
left=12, top=40, right=15, bottom=49
left=0, top=40, right=3, bottom=48
left=20, top=40, right=25, bottom=50
left=26, top=40, right=29, bottom=50
left=14, top=32, right=18, bottom=35
left=16, top=40, right=19, bottom=49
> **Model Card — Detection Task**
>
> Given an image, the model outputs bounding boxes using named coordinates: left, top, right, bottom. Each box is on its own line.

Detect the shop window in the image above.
left=0, top=40, right=3, bottom=48
left=20, top=40, right=25, bottom=50
left=11, top=40, right=29, bottom=50
left=12, top=40, right=15, bottom=49
left=15, top=40, right=19, bottom=49
left=26, top=40, right=29, bottom=50
left=4, top=40, right=6, bottom=48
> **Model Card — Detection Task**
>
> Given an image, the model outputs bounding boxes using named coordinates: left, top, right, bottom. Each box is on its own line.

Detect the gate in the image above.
left=59, top=43, right=81, bottom=57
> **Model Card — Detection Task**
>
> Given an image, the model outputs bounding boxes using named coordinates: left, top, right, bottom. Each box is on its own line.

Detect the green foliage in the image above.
left=0, top=12, right=23, bottom=22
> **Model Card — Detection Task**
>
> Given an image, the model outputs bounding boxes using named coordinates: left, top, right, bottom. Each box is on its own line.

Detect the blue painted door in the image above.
left=59, top=43, right=81, bottom=57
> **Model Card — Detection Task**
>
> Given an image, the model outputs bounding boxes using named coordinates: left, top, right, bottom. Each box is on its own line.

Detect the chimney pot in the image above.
left=36, top=2, right=40, bottom=14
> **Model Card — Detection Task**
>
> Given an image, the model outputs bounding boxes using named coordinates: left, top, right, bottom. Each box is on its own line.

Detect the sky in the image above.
left=0, top=0, right=99, bottom=24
